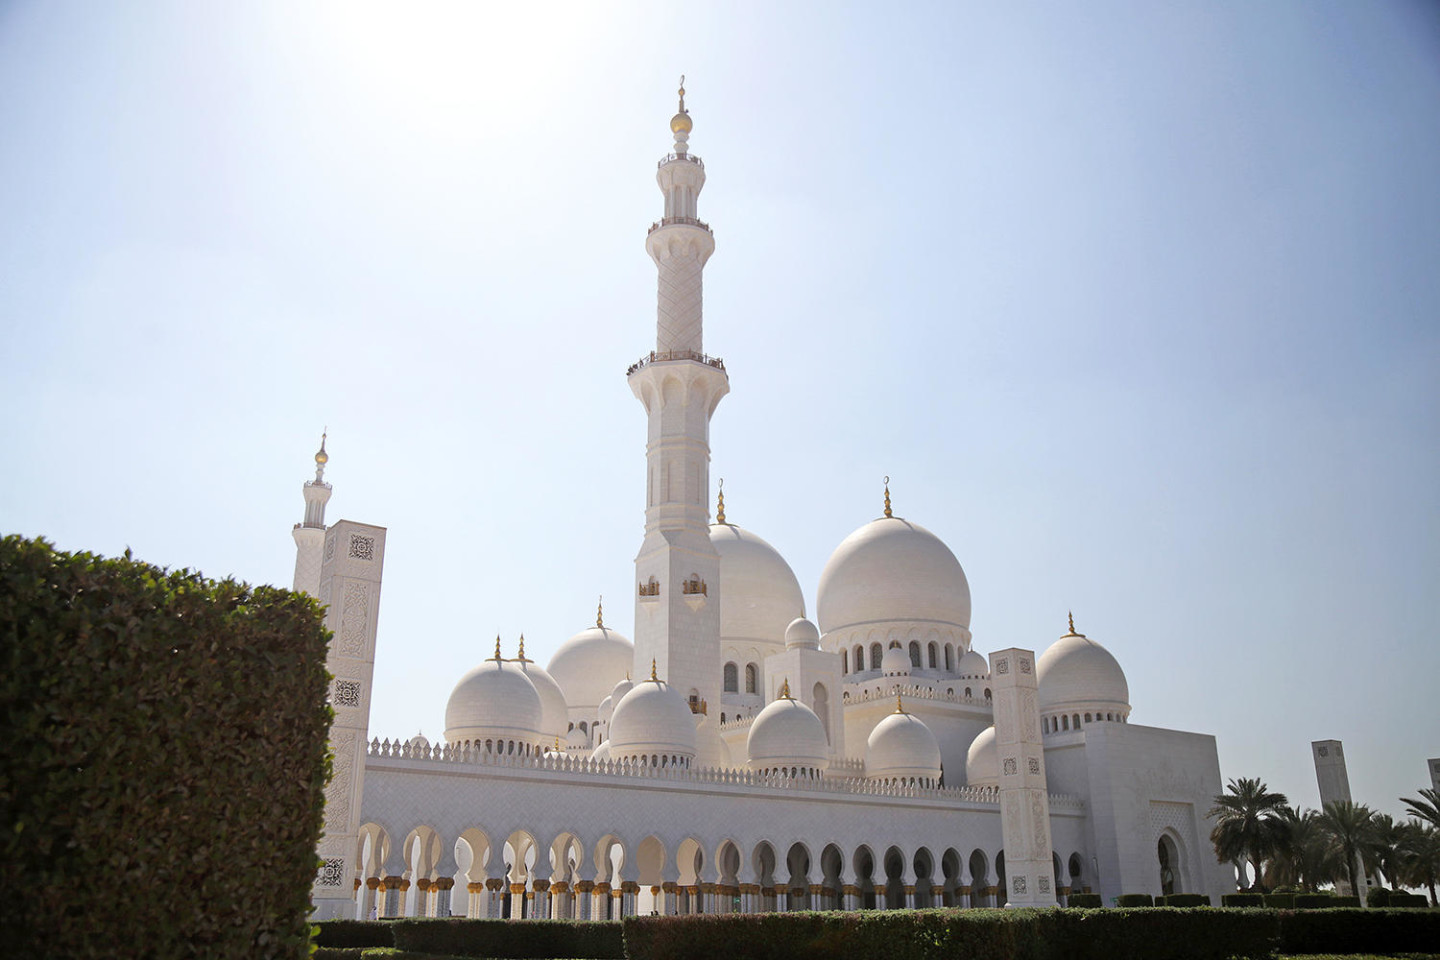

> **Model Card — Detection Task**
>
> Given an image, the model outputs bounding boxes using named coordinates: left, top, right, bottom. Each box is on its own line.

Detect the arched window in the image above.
left=1085, top=713, right=1092, bottom=723
left=723, top=662, right=738, bottom=693
left=1042, top=717, right=1049, bottom=734
left=854, top=645, right=864, bottom=671
left=928, top=642, right=938, bottom=668
left=983, top=688, right=992, bottom=701
left=870, top=643, right=883, bottom=669
left=908, top=641, right=922, bottom=668
left=1073, top=714, right=1081, bottom=729
left=841, top=649, right=849, bottom=674
left=745, top=663, right=758, bottom=694
left=579, top=721, right=588, bottom=733
left=568, top=722, right=574, bottom=731
left=1062, top=715, right=1069, bottom=731
left=944, top=645, right=954, bottom=672
left=964, top=687, right=972, bottom=699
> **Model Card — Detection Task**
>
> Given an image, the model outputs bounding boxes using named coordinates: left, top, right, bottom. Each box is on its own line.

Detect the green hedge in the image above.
left=1066, top=893, right=1102, bottom=908
left=1116, top=893, right=1154, bottom=907
left=1263, top=893, right=1294, bottom=908
left=0, top=536, right=333, bottom=960
left=621, top=908, right=1278, bottom=960
left=315, top=920, right=397, bottom=949
left=1222, top=893, right=1265, bottom=907
left=1277, top=907, right=1440, bottom=954
left=1156, top=894, right=1211, bottom=907
left=390, top=918, right=626, bottom=958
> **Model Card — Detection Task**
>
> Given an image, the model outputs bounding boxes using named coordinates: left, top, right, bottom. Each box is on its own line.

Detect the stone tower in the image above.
left=627, top=80, right=729, bottom=741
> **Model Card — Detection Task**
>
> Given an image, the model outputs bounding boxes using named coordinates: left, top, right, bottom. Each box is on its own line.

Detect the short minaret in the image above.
left=990, top=647, right=1058, bottom=907
left=291, top=432, right=333, bottom=597
left=628, top=81, right=729, bottom=729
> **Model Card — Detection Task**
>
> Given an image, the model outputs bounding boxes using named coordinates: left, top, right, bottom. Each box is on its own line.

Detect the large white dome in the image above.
left=444, top=652, right=544, bottom=747
left=1037, top=628, right=1130, bottom=715
left=710, top=522, right=805, bottom=643
left=865, top=703, right=943, bottom=786
left=514, top=653, right=570, bottom=744
left=746, top=685, right=830, bottom=774
left=965, top=726, right=998, bottom=788
left=547, top=623, right=634, bottom=709
left=608, top=675, right=698, bottom=766
left=817, top=517, right=971, bottom=633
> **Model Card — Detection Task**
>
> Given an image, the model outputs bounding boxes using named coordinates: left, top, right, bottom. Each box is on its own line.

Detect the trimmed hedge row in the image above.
left=1157, top=894, right=1211, bottom=906
left=1115, top=893, right=1153, bottom=907
left=1277, top=907, right=1440, bottom=955
left=1295, top=893, right=1360, bottom=908
left=1065, top=893, right=1102, bottom=908
left=621, top=908, right=1280, bottom=960
left=0, top=536, right=333, bottom=960
left=389, top=918, right=626, bottom=958
left=315, top=920, right=396, bottom=949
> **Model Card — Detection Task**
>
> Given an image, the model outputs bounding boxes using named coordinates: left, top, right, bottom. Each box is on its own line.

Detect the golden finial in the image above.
left=493, top=635, right=502, bottom=660
left=779, top=677, right=791, bottom=699
left=883, top=476, right=893, bottom=519
left=596, top=596, right=604, bottom=628
left=1068, top=611, right=1075, bottom=635
left=670, top=76, right=693, bottom=137
left=313, top=428, right=329, bottom=482
left=896, top=694, right=906, bottom=714
left=678, top=75, right=686, bottom=112
left=650, top=658, right=658, bottom=682
left=516, top=634, right=528, bottom=661
left=555, top=734, right=561, bottom=752
left=716, top=478, right=726, bottom=524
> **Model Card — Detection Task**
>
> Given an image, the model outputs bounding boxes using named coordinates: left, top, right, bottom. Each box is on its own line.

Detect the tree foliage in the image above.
left=1208, top=777, right=1290, bottom=892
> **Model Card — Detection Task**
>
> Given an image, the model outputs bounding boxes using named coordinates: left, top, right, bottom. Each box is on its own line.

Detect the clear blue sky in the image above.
left=3, top=1, right=1437, bottom=821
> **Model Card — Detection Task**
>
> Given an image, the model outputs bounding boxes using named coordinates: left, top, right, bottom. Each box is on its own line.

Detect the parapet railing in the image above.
left=647, top=215, right=712, bottom=236
left=839, top=682, right=994, bottom=710
left=364, top=736, right=1086, bottom=811
left=658, top=153, right=704, bottom=169
left=626, top=350, right=727, bottom=376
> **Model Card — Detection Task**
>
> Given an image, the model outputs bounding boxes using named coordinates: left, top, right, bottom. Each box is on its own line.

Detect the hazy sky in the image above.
left=3, top=2, right=1437, bottom=822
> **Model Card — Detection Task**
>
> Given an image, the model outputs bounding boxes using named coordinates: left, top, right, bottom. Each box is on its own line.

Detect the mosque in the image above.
left=300, top=86, right=1232, bottom=922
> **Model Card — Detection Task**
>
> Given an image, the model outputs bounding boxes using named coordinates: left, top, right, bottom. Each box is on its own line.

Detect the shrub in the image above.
left=312, top=951, right=364, bottom=960
left=0, top=536, right=332, bottom=960
left=1066, top=893, right=1103, bottom=908
left=1222, top=893, right=1265, bottom=907
left=1391, top=891, right=1429, bottom=907
left=1116, top=893, right=1154, bottom=907
left=1051, top=906, right=1277, bottom=960
left=1278, top=907, right=1440, bottom=954
left=1156, top=894, right=1211, bottom=907
left=315, top=920, right=396, bottom=949
left=1262, top=893, right=1294, bottom=908
left=1366, top=886, right=1392, bottom=908
left=622, top=911, right=1049, bottom=960
left=1294, top=893, right=1336, bottom=909
left=390, top=918, right=626, bottom=958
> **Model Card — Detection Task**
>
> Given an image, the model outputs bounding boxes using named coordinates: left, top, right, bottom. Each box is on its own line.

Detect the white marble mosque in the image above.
left=299, top=85, right=1233, bottom=922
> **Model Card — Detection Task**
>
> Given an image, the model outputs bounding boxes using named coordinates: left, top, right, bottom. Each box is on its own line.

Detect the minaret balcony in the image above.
left=658, top=153, right=704, bottom=170
left=648, top=215, right=711, bottom=236
left=626, top=350, right=726, bottom=377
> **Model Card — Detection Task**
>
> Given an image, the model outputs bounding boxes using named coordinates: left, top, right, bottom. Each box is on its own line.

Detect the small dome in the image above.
left=565, top=727, right=589, bottom=749
left=514, top=657, right=570, bottom=743
left=444, top=656, right=543, bottom=746
left=1037, top=628, right=1130, bottom=716
left=671, top=111, right=693, bottom=135
left=957, top=649, right=990, bottom=679
left=865, top=704, right=942, bottom=786
left=747, top=685, right=830, bottom=773
left=784, top=617, right=821, bottom=650
left=881, top=644, right=911, bottom=677
left=965, top=726, right=998, bottom=788
left=599, top=675, right=634, bottom=726
left=710, top=523, right=806, bottom=644
left=547, top=624, right=634, bottom=709
left=608, top=676, right=698, bottom=765
left=590, top=740, right=612, bottom=763
left=407, top=732, right=429, bottom=753
left=817, top=517, right=971, bottom=634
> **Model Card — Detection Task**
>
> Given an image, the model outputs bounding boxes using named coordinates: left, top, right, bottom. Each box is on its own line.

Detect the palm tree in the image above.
left=1400, top=787, right=1440, bottom=830
left=1368, top=813, right=1407, bottom=891
left=1208, top=777, right=1290, bottom=892
left=1266, top=806, right=1339, bottom=893
left=1399, top=823, right=1440, bottom=906
left=1317, top=800, right=1376, bottom=898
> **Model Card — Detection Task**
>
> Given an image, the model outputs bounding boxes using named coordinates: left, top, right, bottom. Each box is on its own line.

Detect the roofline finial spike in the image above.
left=678, top=75, right=686, bottom=114
left=1068, top=610, right=1075, bottom=635
left=650, top=658, right=658, bottom=682
left=883, top=476, right=892, bottom=519
left=517, top=634, right=527, bottom=661
left=779, top=677, right=791, bottom=699
left=896, top=693, right=905, bottom=714
left=716, top=477, right=726, bottom=524
left=313, top=428, right=330, bottom=482
left=493, top=635, right=502, bottom=660
left=597, top=595, right=604, bottom=628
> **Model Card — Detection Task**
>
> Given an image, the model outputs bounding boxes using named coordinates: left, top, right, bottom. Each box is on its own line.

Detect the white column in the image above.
left=990, top=647, right=1058, bottom=907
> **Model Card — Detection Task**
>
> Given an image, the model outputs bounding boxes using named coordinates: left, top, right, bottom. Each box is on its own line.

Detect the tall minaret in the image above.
left=628, top=80, right=729, bottom=743
left=292, top=432, right=333, bottom=597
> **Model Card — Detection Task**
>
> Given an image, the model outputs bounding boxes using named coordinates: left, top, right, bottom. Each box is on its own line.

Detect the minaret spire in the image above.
left=290, top=430, right=334, bottom=596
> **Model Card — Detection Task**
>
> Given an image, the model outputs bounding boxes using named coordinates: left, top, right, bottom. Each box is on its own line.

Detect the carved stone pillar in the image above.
left=904, top=885, right=916, bottom=910
left=593, top=882, right=612, bottom=920
left=990, top=647, right=1058, bottom=907
left=574, top=880, right=594, bottom=921
left=533, top=878, right=551, bottom=919
left=842, top=884, right=860, bottom=911
left=661, top=881, right=678, bottom=915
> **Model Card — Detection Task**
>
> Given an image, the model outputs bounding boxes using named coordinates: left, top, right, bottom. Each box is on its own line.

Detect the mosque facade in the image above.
left=301, top=88, right=1232, bottom=922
